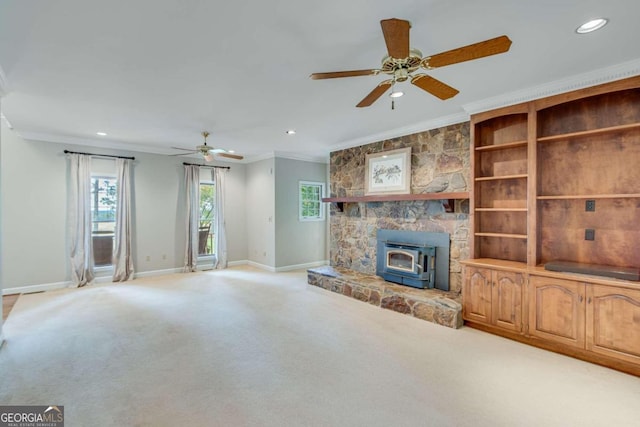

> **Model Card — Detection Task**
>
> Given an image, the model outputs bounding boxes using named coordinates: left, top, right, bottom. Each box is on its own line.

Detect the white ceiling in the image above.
left=1, top=0, right=639, bottom=163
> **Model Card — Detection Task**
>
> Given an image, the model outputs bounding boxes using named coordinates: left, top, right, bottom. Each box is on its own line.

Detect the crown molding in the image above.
left=273, top=150, right=328, bottom=164
left=18, top=131, right=179, bottom=156
left=242, top=151, right=328, bottom=164
left=328, top=111, right=469, bottom=154
left=244, top=151, right=275, bottom=164
left=463, top=58, right=640, bottom=115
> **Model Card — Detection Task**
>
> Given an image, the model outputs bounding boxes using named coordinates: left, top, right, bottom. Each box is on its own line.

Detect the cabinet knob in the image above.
left=579, top=295, right=584, bottom=303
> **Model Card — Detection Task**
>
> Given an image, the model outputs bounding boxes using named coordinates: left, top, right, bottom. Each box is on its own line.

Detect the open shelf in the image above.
left=537, top=122, right=640, bottom=142
left=323, top=192, right=469, bottom=213
left=475, top=232, right=528, bottom=240
left=322, top=192, right=468, bottom=203
left=537, top=193, right=640, bottom=200
left=475, top=207, right=528, bottom=212
left=475, top=140, right=528, bottom=151
left=475, top=174, right=528, bottom=182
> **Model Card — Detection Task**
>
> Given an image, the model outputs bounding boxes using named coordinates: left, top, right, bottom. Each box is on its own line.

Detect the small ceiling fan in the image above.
left=170, top=131, right=243, bottom=161
left=310, top=18, right=512, bottom=107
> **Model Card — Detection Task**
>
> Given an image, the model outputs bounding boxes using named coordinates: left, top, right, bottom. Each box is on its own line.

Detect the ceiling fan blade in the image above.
left=411, top=74, right=459, bottom=100
left=171, top=146, right=197, bottom=151
left=310, top=69, right=380, bottom=79
left=356, top=80, right=393, bottom=108
left=217, top=152, right=244, bottom=160
left=380, top=18, right=411, bottom=59
left=423, top=35, right=512, bottom=69
left=168, top=151, right=198, bottom=156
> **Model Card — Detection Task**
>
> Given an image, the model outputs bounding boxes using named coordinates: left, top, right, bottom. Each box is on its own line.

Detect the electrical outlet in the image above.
left=585, top=199, right=596, bottom=211
left=585, top=229, right=595, bottom=241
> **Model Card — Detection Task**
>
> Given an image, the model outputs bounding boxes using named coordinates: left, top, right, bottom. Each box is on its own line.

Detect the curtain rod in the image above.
left=183, top=162, right=230, bottom=170
left=64, top=149, right=135, bottom=160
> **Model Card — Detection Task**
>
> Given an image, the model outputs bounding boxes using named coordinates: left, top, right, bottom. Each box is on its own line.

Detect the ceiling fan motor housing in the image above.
left=381, top=48, right=423, bottom=81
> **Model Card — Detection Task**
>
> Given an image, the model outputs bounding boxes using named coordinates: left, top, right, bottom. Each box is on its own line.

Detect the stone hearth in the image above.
left=307, top=266, right=462, bottom=329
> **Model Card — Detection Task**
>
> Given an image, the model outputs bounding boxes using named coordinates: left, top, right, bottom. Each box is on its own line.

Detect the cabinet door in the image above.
left=491, top=271, right=524, bottom=332
left=586, top=285, right=640, bottom=364
left=463, top=267, right=492, bottom=324
left=529, top=276, right=585, bottom=348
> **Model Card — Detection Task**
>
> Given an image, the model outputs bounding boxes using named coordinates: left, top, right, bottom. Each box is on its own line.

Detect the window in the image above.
left=91, top=176, right=117, bottom=266
left=199, top=181, right=215, bottom=256
left=299, top=181, right=325, bottom=221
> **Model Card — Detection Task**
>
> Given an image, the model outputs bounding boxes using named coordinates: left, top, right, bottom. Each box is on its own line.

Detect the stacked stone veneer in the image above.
left=308, top=266, right=462, bottom=328
left=329, top=122, right=471, bottom=294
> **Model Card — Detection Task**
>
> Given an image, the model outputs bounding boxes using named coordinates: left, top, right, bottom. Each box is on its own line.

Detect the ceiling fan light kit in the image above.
left=311, top=18, right=512, bottom=107
left=576, top=18, right=608, bottom=34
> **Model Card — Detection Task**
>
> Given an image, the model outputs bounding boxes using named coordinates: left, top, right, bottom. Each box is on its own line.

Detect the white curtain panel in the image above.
left=68, top=153, right=94, bottom=287
left=213, top=167, right=228, bottom=269
left=183, top=165, right=200, bottom=272
left=112, top=158, right=134, bottom=282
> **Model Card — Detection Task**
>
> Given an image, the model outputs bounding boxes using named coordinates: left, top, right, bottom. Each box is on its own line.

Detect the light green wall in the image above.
left=246, top=158, right=276, bottom=267
left=274, top=157, right=327, bottom=268
left=0, top=123, right=248, bottom=288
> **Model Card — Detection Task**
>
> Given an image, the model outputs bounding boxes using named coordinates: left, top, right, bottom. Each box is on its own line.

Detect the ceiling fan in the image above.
left=310, top=18, right=512, bottom=107
left=170, top=131, right=243, bottom=161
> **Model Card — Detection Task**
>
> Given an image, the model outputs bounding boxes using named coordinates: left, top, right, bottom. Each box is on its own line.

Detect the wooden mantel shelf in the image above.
left=322, top=192, right=469, bottom=213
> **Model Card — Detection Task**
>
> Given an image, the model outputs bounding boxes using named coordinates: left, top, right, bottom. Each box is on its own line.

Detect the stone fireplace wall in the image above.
left=329, top=122, right=471, bottom=293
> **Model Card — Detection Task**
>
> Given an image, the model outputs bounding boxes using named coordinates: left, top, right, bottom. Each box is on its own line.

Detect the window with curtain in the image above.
left=199, top=180, right=215, bottom=256
left=91, top=175, right=117, bottom=266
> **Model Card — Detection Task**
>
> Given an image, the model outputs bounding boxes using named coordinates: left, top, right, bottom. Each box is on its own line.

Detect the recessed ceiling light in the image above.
left=576, top=18, right=608, bottom=34
left=96, top=132, right=107, bottom=136
left=228, top=150, right=235, bottom=153
left=389, top=90, right=404, bottom=98
left=285, top=130, right=296, bottom=135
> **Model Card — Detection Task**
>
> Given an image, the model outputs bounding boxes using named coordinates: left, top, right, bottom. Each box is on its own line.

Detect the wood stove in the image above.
left=376, top=229, right=450, bottom=291
left=382, top=242, right=436, bottom=289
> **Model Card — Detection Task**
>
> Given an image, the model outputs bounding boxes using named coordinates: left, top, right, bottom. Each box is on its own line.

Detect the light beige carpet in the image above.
left=1, top=266, right=639, bottom=426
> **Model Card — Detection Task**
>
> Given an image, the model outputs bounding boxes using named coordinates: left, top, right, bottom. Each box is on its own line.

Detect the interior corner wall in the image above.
left=274, top=157, right=327, bottom=268
left=0, top=125, right=248, bottom=290
left=245, top=158, right=276, bottom=268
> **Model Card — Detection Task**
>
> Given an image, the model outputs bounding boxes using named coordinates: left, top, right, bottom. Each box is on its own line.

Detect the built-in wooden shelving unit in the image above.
left=463, top=75, right=640, bottom=377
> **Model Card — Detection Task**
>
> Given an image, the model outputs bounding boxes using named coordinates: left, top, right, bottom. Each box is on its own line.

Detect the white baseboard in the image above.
left=1, top=267, right=183, bottom=295
left=0, top=261, right=320, bottom=295
left=246, top=261, right=276, bottom=272
left=3, top=281, right=71, bottom=295
left=245, top=260, right=328, bottom=273
left=275, top=260, right=329, bottom=272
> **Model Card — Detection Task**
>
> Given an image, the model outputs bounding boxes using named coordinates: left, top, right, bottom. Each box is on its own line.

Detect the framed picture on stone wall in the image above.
left=365, top=147, right=411, bottom=195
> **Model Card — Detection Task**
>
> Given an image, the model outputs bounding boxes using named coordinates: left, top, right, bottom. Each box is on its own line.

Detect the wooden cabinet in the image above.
left=529, top=276, right=585, bottom=348
left=586, top=285, right=640, bottom=364
left=463, top=265, right=523, bottom=333
left=492, top=269, right=523, bottom=332
left=463, top=266, right=492, bottom=324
